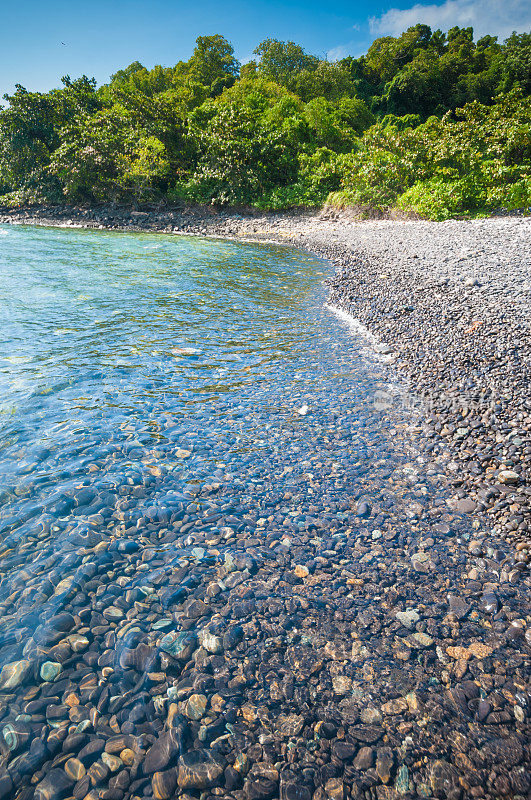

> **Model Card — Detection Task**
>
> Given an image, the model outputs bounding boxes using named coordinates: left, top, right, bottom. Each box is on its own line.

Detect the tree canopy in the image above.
left=0, top=26, right=530, bottom=218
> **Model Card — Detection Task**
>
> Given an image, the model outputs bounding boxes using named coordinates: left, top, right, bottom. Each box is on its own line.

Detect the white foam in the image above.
left=325, top=304, right=397, bottom=364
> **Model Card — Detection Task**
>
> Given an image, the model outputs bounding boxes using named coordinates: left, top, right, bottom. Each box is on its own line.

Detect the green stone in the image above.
left=40, top=661, right=62, bottom=682
left=395, top=765, right=410, bottom=795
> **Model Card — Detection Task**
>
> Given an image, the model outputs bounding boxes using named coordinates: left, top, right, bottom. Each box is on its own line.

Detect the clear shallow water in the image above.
left=0, top=224, right=434, bottom=658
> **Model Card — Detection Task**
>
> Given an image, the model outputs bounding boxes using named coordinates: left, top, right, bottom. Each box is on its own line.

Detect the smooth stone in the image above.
left=498, top=469, right=519, bottom=484
left=245, top=777, right=278, bottom=799
left=0, top=660, right=31, bottom=690
left=152, top=768, right=178, bottom=800
left=101, top=752, right=122, bottom=771
left=376, top=746, right=394, bottom=783
left=144, top=730, right=180, bottom=774
left=177, top=748, right=226, bottom=789
left=199, top=631, right=223, bottom=654
left=454, top=498, right=476, bottom=514
left=40, top=661, right=62, bottom=682
left=395, top=765, right=410, bottom=795
left=64, top=758, right=86, bottom=781
left=159, top=631, right=197, bottom=660
left=324, top=777, right=344, bottom=800
left=353, top=747, right=374, bottom=770
left=183, top=693, right=208, bottom=720
left=34, top=768, right=74, bottom=800
left=222, top=625, right=244, bottom=650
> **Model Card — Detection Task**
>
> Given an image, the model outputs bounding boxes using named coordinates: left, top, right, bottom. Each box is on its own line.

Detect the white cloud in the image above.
left=370, top=0, right=531, bottom=41
left=327, top=45, right=350, bottom=61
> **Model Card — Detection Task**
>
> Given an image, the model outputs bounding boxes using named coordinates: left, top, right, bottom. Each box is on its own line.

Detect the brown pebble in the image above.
left=65, top=758, right=86, bottom=781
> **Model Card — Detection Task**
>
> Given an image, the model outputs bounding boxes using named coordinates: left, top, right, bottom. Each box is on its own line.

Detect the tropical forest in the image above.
left=1, top=25, right=530, bottom=219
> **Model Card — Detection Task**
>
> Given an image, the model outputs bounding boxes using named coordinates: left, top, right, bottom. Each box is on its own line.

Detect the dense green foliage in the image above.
left=1, top=27, right=530, bottom=218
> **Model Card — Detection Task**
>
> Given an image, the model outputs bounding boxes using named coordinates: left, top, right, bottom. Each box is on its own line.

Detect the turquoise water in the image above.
left=0, top=223, right=422, bottom=649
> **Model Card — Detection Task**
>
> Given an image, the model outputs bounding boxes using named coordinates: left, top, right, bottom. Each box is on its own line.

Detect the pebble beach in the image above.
left=0, top=206, right=529, bottom=800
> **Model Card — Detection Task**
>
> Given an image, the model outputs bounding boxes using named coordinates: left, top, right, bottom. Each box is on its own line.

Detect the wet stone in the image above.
left=245, top=777, right=278, bottom=799
left=0, top=660, right=31, bottom=690
left=376, top=747, right=394, bottom=784
left=183, top=693, right=208, bottom=720
left=34, top=768, right=74, bottom=800
left=159, top=631, right=197, bottom=660
left=144, top=730, right=181, bottom=774
left=324, top=777, right=345, bottom=800
left=64, top=758, right=86, bottom=781
left=177, top=749, right=226, bottom=789
left=152, top=768, right=178, bottom=799
left=40, top=661, right=62, bottom=682
left=428, top=760, right=460, bottom=799
left=395, top=609, right=419, bottom=628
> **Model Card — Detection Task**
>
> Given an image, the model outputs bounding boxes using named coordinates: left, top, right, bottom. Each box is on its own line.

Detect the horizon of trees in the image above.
left=0, top=26, right=530, bottom=219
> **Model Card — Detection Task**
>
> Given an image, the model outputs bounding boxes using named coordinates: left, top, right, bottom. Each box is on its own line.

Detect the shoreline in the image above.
left=0, top=207, right=530, bottom=798
left=2, top=205, right=530, bottom=558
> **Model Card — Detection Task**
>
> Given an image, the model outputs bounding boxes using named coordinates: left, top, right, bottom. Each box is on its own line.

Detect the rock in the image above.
left=350, top=726, right=383, bottom=744
left=395, top=609, right=419, bottom=628
left=177, top=749, right=226, bottom=789
left=376, top=747, right=394, bottom=783
left=446, top=641, right=494, bottom=660
left=159, top=631, right=197, bottom=660
left=144, top=730, right=181, bottom=774
left=409, top=632, right=433, bottom=648
left=64, top=758, right=85, bottom=781
left=34, top=768, right=74, bottom=800
left=223, top=625, right=244, bottom=650
left=120, top=748, right=135, bottom=765
left=360, top=707, right=382, bottom=724
left=294, top=564, right=309, bottom=578
left=356, top=500, right=371, bottom=518
left=482, top=737, right=523, bottom=767
left=448, top=594, right=470, bottom=619
left=277, top=714, right=305, bottom=736
left=0, top=660, right=31, bottom=690
left=2, top=722, right=30, bottom=752
left=101, top=752, right=121, bottom=771
left=498, top=469, right=519, bottom=484
left=324, top=777, right=345, bottom=800
left=395, top=765, right=410, bottom=795
left=245, top=777, right=278, bottom=799
left=183, top=599, right=208, bottom=618
left=152, top=768, right=178, bottom=799
left=40, top=661, right=62, bottom=681
left=0, top=775, right=13, bottom=800
left=479, top=592, right=499, bottom=614
left=331, top=742, right=356, bottom=760
left=332, top=675, right=352, bottom=695
left=199, top=631, right=223, bottom=654
left=381, top=698, right=408, bottom=715
left=183, top=693, right=208, bottom=720
left=67, top=634, right=89, bottom=652
left=428, top=760, right=459, bottom=799
left=454, top=498, right=476, bottom=514
left=280, top=778, right=312, bottom=800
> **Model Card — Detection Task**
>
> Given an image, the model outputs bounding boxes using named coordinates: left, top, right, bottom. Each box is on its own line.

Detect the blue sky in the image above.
left=1, top=0, right=530, bottom=99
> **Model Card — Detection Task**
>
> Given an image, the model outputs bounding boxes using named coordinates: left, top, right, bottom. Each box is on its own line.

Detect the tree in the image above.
left=254, top=39, right=319, bottom=85
left=500, top=32, right=531, bottom=94
left=187, top=35, right=240, bottom=87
